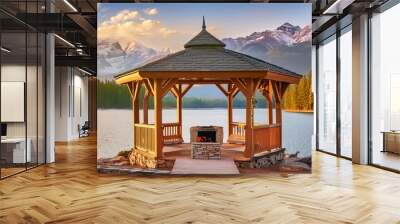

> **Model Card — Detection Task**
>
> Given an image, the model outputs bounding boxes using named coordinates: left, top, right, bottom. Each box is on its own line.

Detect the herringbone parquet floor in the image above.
left=1, top=135, right=400, bottom=224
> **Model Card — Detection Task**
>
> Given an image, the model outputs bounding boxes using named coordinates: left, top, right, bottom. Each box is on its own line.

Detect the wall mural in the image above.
left=97, top=3, right=313, bottom=175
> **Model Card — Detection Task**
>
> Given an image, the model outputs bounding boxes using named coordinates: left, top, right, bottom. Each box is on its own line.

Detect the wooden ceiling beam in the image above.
left=215, top=84, right=228, bottom=96
left=143, top=79, right=154, bottom=96
left=171, top=85, right=180, bottom=98
left=133, top=81, right=142, bottom=102
left=140, top=71, right=267, bottom=80
left=177, top=80, right=231, bottom=84
left=231, top=78, right=249, bottom=96
left=127, top=82, right=134, bottom=99
left=271, top=81, right=282, bottom=103
left=228, top=85, right=238, bottom=95
left=161, top=78, right=178, bottom=96
left=181, top=84, right=194, bottom=97
left=232, top=87, right=240, bottom=98
left=115, top=71, right=302, bottom=85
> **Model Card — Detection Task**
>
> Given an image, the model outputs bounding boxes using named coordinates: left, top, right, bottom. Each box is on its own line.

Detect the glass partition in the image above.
left=371, top=3, right=400, bottom=171
left=339, top=26, right=352, bottom=158
left=1, top=30, right=28, bottom=177
left=0, top=1, right=46, bottom=179
left=317, top=35, right=337, bottom=154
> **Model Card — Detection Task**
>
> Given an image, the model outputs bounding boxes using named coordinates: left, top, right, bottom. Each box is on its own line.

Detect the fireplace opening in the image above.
left=196, top=130, right=216, bottom=142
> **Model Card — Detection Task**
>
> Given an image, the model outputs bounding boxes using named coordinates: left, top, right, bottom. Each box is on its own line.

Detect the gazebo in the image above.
left=115, top=18, right=301, bottom=169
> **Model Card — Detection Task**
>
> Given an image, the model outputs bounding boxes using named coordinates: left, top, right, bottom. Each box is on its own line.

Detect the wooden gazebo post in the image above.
left=127, top=81, right=141, bottom=149
left=154, top=79, right=164, bottom=158
left=231, top=78, right=259, bottom=158
left=244, top=79, right=255, bottom=158
left=133, top=83, right=140, bottom=125
left=176, top=84, right=183, bottom=139
left=271, top=81, right=289, bottom=148
left=227, top=84, right=233, bottom=136
left=143, top=89, right=149, bottom=124
left=262, top=81, right=274, bottom=125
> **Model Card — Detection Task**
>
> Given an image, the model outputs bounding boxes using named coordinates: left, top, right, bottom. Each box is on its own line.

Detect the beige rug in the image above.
left=171, top=157, right=240, bottom=175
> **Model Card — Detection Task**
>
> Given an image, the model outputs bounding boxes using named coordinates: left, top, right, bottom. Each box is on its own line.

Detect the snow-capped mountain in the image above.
left=223, top=23, right=310, bottom=50
left=97, top=22, right=310, bottom=81
left=222, top=23, right=311, bottom=75
left=97, top=40, right=170, bottom=80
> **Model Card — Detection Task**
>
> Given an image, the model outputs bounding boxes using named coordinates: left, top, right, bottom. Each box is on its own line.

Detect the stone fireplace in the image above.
left=190, top=126, right=223, bottom=160
left=190, top=126, right=223, bottom=144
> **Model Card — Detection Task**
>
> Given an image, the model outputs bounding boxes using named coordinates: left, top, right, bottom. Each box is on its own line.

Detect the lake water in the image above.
left=98, top=109, right=313, bottom=159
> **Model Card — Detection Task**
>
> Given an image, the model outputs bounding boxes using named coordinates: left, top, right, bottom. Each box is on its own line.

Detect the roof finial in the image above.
left=202, top=16, right=206, bottom=30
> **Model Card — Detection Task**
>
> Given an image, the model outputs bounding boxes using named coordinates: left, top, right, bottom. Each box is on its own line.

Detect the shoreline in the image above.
left=99, top=108, right=314, bottom=112
left=283, top=109, right=313, bottom=113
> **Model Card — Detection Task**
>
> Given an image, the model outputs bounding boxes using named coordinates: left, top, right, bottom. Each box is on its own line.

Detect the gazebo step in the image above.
left=163, top=138, right=184, bottom=145
left=227, top=136, right=245, bottom=144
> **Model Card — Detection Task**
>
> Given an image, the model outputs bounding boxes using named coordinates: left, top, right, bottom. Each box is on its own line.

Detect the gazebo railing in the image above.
left=253, top=124, right=281, bottom=154
left=229, top=122, right=282, bottom=154
left=227, top=122, right=246, bottom=144
left=162, top=122, right=183, bottom=144
left=134, top=124, right=156, bottom=155
left=232, top=122, right=246, bottom=137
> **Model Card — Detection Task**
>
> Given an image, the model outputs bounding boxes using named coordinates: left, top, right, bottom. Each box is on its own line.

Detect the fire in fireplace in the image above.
left=190, top=126, right=223, bottom=144
left=196, top=130, right=216, bottom=142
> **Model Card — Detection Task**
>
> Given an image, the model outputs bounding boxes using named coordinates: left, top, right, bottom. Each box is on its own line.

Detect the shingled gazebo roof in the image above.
left=115, top=18, right=301, bottom=83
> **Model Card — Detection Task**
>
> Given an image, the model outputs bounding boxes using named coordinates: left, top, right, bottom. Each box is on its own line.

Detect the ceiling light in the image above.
left=323, top=0, right=355, bottom=15
left=63, top=0, right=78, bottom=12
left=1, top=47, right=11, bottom=53
left=323, top=0, right=342, bottom=14
left=78, top=67, right=92, bottom=76
left=54, top=34, right=75, bottom=48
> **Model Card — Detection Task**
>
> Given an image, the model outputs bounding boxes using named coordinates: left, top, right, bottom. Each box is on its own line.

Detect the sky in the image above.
left=98, top=3, right=311, bottom=51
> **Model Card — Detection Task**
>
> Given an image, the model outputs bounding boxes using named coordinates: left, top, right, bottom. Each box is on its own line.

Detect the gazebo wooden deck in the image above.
left=115, top=18, right=301, bottom=169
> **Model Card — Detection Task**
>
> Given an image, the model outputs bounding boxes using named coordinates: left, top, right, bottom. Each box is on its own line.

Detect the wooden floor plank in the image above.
left=0, top=135, right=399, bottom=223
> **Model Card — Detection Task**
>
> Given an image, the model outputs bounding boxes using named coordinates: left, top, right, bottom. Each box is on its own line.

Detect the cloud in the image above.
left=160, top=27, right=177, bottom=36
left=144, top=8, right=158, bottom=15
left=98, top=9, right=177, bottom=48
left=101, top=10, right=140, bottom=26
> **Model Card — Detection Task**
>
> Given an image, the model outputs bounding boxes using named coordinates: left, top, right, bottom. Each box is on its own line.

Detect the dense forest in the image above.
left=282, top=73, right=313, bottom=111
left=98, top=74, right=313, bottom=111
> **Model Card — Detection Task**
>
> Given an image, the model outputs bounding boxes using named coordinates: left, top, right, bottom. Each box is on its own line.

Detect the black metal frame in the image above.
left=336, top=25, right=341, bottom=158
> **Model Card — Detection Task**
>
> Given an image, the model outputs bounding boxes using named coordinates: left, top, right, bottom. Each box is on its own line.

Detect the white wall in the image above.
left=1, top=65, right=31, bottom=138
left=54, top=67, right=89, bottom=141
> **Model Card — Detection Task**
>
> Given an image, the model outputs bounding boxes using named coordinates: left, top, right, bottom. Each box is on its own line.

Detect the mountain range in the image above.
left=97, top=41, right=170, bottom=80
left=221, top=22, right=311, bottom=77
left=98, top=22, right=311, bottom=98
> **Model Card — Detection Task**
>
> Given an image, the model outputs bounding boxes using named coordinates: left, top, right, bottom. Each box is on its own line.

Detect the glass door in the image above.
left=317, top=35, right=337, bottom=154
left=370, top=3, right=400, bottom=171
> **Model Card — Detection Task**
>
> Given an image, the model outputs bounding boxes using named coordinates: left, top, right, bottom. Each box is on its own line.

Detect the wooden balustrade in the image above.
left=232, top=122, right=246, bottom=137
left=228, top=122, right=246, bottom=143
left=134, top=124, right=156, bottom=155
left=253, top=124, right=281, bottom=154
left=228, top=122, right=281, bottom=155
left=162, top=122, right=183, bottom=144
